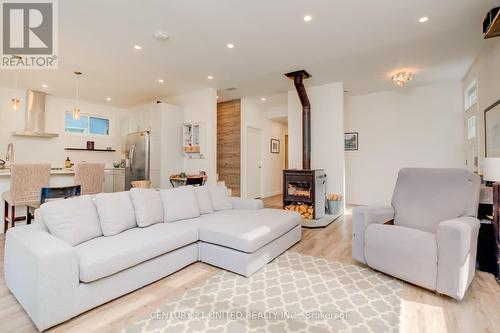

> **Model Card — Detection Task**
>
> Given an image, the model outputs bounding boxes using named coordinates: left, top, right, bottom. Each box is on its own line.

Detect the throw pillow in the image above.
left=194, top=186, right=214, bottom=214
left=94, top=191, right=137, bottom=236
left=207, top=184, right=233, bottom=211
left=41, top=195, right=103, bottom=246
left=160, top=186, right=201, bottom=222
left=130, top=188, right=164, bottom=227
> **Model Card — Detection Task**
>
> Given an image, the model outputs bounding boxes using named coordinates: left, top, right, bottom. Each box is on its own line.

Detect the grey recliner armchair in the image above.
left=352, top=168, right=481, bottom=300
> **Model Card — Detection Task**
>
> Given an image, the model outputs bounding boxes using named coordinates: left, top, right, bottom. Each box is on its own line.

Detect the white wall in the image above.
left=0, top=86, right=127, bottom=167
left=241, top=97, right=287, bottom=198
left=344, top=82, right=465, bottom=206
left=463, top=39, right=500, bottom=171
left=167, top=88, right=218, bottom=184
left=288, top=82, right=345, bottom=204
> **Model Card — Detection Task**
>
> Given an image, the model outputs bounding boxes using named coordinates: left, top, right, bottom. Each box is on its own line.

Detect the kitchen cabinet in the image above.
left=104, top=169, right=125, bottom=192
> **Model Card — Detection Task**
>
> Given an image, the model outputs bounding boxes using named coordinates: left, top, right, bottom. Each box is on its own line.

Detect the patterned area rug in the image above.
left=123, top=252, right=403, bottom=333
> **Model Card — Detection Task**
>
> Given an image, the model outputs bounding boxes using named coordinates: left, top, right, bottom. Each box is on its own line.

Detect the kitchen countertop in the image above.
left=0, top=167, right=125, bottom=177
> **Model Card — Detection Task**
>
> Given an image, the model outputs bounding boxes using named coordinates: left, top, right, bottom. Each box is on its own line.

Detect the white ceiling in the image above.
left=0, top=0, right=498, bottom=107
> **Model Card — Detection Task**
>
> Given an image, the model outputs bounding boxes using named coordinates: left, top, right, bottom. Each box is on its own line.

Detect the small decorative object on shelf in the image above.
left=86, top=141, right=95, bottom=150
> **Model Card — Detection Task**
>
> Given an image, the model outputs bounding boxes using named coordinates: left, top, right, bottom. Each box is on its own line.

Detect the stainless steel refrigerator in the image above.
left=125, top=131, right=150, bottom=190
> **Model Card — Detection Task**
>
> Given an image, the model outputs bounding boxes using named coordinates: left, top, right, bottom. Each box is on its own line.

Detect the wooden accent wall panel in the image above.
left=217, top=100, right=241, bottom=196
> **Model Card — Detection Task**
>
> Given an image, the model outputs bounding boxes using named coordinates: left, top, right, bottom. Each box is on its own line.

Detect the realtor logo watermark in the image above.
left=1, top=0, right=58, bottom=68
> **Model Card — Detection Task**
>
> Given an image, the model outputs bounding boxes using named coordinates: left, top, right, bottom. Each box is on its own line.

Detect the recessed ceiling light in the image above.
left=227, top=43, right=235, bottom=49
left=158, top=79, right=164, bottom=83
left=418, top=16, right=429, bottom=23
left=216, top=95, right=219, bottom=99
left=303, top=15, right=312, bottom=22
left=261, top=97, right=267, bottom=101
left=41, top=84, right=48, bottom=88
left=105, top=97, right=112, bottom=101
left=207, top=75, right=214, bottom=80
left=154, top=31, right=169, bottom=41
left=134, top=45, right=142, bottom=50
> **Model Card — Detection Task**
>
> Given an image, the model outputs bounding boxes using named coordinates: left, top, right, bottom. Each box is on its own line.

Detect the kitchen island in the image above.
left=0, top=167, right=125, bottom=233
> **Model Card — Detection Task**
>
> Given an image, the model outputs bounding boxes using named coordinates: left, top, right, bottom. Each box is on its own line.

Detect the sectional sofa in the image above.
left=4, top=185, right=301, bottom=331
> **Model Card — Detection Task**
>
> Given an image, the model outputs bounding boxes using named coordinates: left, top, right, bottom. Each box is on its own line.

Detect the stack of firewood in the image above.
left=285, top=204, right=314, bottom=219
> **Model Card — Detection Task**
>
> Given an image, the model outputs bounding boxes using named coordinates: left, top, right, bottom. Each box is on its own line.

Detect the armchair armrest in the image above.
left=229, top=197, right=264, bottom=210
left=4, top=225, right=79, bottom=331
left=352, top=205, right=394, bottom=264
left=436, top=216, right=480, bottom=300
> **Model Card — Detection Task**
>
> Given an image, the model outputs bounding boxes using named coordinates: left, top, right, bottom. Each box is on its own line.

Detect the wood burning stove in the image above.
left=283, top=70, right=328, bottom=221
left=283, top=169, right=326, bottom=220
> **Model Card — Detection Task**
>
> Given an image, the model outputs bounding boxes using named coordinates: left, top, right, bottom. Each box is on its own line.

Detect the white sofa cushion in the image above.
left=160, top=186, right=200, bottom=222
left=75, top=222, right=199, bottom=282
left=365, top=224, right=438, bottom=290
left=194, top=186, right=214, bottom=215
left=207, top=184, right=232, bottom=211
left=197, top=209, right=301, bottom=253
left=94, top=192, right=137, bottom=236
left=41, top=195, right=102, bottom=246
left=130, top=188, right=164, bottom=227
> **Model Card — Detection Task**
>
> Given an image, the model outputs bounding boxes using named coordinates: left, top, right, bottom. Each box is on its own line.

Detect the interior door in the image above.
left=465, top=106, right=478, bottom=173
left=246, top=127, right=262, bottom=198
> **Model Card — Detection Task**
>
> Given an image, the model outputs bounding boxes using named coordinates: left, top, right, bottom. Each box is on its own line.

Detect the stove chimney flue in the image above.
left=285, top=70, right=312, bottom=170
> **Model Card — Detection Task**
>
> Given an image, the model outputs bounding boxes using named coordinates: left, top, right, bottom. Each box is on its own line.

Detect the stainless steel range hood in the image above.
left=12, top=90, right=59, bottom=138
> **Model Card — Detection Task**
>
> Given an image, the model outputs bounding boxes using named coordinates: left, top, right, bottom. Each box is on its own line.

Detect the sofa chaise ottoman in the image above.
left=4, top=185, right=301, bottom=331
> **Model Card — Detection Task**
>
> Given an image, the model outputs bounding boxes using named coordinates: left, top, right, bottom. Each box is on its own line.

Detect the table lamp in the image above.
left=484, top=158, right=500, bottom=184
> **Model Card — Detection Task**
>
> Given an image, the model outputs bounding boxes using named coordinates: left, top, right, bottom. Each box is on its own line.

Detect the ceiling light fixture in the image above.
left=207, top=75, right=214, bottom=80
left=158, top=79, right=164, bottom=83
left=105, top=97, right=112, bottom=101
left=303, top=15, right=312, bottom=22
left=41, top=84, right=49, bottom=88
left=72, top=71, right=83, bottom=120
left=418, top=16, right=429, bottom=23
left=392, top=71, right=412, bottom=86
left=261, top=97, right=267, bottom=101
left=134, top=45, right=142, bottom=50
left=227, top=43, right=235, bottom=49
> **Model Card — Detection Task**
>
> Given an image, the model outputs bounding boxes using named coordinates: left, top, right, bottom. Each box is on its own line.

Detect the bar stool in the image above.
left=74, top=163, right=105, bottom=195
left=2, top=164, right=50, bottom=233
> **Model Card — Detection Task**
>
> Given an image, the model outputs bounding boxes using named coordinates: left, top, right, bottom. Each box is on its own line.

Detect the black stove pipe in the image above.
left=285, top=70, right=312, bottom=170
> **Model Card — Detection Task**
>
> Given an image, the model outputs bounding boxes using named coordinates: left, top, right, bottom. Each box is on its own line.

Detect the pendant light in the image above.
left=11, top=65, right=21, bottom=112
left=73, top=71, right=82, bottom=120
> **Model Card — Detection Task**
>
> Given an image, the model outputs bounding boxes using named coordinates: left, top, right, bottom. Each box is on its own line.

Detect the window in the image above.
left=467, top=115, right=476, bottom=140
left=65, top=112, right=110, bottom=135
left=464, top=81, right=477, bottom=110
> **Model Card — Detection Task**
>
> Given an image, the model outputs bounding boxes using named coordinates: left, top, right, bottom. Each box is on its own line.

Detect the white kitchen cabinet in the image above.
left=104, top=169, right=125, bottom=192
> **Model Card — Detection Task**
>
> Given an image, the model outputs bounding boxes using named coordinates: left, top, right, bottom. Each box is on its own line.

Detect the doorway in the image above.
left=246, top=127, right=262, bottom=198
left=465, top=107, right=478, bottom=173
left=285, top=134, right=289, bottom=169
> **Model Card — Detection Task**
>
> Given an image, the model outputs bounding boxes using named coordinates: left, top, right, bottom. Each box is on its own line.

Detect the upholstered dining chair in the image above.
left=74, top=163, right=105, bottom=195
left=352, top=168, right=481, bottom=300
left=2, top=164, right=51, bottom=233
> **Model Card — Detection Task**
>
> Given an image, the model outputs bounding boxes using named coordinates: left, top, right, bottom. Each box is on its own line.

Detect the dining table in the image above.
left=169, top=174, right=207, bottom=188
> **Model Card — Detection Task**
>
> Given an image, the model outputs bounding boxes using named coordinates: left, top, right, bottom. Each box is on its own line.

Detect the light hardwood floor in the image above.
left=0, top=195, right=499, bottom=333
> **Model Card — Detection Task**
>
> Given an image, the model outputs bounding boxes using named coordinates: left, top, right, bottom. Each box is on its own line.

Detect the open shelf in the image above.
left=64, top=148, right=116, bottom=152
